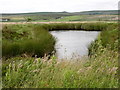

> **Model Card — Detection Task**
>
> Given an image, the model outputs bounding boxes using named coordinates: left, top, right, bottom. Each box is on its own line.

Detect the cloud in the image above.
left=0, top=0, right=119, bottom=13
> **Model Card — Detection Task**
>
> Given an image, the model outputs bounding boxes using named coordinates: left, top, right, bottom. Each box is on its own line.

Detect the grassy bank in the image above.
left=2, top=24, right=56, bottom=58
left=2, top=23, right=112, bottom=58
left=40, top=22, right=117, bottom=31
left=2, top=22, right=119, bottom=88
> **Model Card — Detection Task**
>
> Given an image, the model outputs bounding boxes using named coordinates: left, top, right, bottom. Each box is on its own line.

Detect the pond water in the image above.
left=50, top=30, right=100, bottom=59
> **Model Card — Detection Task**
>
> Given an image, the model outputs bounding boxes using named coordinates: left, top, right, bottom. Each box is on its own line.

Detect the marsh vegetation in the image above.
left=2, top=22, right=119, bottom=88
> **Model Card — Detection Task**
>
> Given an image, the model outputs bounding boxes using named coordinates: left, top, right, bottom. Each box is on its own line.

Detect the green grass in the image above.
left=2, top=22, right=119, bottom=88
left=50, top=15, right=85, bottom=22
left=32, top=15, right=118, bottom=22
left=2, top=24, right=56, bottom=58
left=41, top=22, right=114, bottom=31
left=2, top=11, right=118, bottom=22
left=2, top=44, right=118, bottom=88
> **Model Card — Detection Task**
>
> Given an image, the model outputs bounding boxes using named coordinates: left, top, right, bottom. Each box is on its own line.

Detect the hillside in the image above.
left=1, top=10, right=118, bottom=22
left=2, top=10, right=118, bottom=15
left=74, top=10, right=118, bottom=15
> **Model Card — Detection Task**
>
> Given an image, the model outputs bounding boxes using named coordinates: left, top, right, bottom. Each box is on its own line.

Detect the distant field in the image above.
left=50, top=15, right=118, bottom=22
left=1, top=10, right=118, bottom=22
left=1, top=21, right=118, bottom=25
left=1, top=15, right=118, bottom=22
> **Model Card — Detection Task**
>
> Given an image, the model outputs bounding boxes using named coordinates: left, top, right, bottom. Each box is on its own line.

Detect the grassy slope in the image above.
left=2, top=23, right=119, bottom=88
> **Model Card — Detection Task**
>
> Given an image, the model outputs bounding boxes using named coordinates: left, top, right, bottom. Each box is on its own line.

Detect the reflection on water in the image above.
left=50, top=30, right=100, bottom=59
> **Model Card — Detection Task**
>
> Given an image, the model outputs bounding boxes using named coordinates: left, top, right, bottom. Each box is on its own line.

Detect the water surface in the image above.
left=50, top=30, right=100, bottom=59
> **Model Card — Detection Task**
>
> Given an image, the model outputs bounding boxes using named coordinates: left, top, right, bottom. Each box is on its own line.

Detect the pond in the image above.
left=50, top=30, right=100, bottom=59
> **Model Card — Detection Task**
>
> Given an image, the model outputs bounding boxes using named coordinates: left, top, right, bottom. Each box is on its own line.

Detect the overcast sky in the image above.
left=0, top=0, right=119, bottom=13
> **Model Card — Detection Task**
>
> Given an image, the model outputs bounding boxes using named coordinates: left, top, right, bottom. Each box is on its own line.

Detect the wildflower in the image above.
left=9, top=63, right=12, bottom=68
left=18, top=63, right=23, bottom=68
left=87, top=66, right=92, bottom=70
left=32, top=69, right=40, bottom=73
left=109, top=67, right=118, bottom=74
left=77, top=68, right=84, bottom=73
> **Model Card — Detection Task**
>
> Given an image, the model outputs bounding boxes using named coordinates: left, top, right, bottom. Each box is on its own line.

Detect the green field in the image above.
left=2, top=22, right=119, bottom=88
left=1, top=10, right=118, bottom=22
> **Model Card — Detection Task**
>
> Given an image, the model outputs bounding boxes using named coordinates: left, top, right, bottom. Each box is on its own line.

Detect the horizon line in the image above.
left=1, top=9, right=118, bottom=14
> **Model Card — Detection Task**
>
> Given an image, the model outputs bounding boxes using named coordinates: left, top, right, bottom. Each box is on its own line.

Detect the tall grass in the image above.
left=2, top=24, right=55, bottom=58
left=2, top=43, right=118, bottom=88
left=88, top=23, right=118, bottom=56
left=2, top=22, right=119, bottom=88
left=3, top=23, right=114, bottom=58
left=41, top=22, right=112, bottom=31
